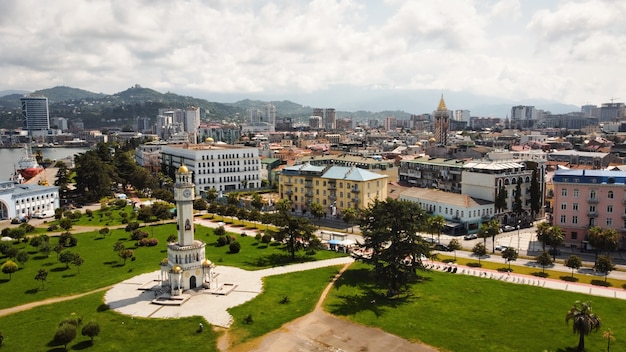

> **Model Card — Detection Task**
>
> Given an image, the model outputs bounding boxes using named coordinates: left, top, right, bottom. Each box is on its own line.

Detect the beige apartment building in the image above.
left=278, top=163, right=388, bottom=217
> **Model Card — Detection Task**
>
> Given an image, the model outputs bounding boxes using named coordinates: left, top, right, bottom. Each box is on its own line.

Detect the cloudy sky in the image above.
left=1, top=0, right=624, bottom=112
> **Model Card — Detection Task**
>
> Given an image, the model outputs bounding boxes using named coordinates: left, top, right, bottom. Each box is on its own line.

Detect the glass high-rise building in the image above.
left=21, top=96, right=50, bottom=131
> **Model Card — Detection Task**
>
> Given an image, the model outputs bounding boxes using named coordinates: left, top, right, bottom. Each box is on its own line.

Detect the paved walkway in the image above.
left=104, top=257, right=353, bottom=328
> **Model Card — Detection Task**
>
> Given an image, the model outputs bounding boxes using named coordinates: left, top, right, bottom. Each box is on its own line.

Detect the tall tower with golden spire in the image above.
left=159, top=163, right=213, bottom=296
left=434, top=94, right=450, bottom=145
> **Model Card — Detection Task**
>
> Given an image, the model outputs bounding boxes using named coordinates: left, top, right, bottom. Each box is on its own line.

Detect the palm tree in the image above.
left=429, top=215, right=446, bottom=244
left=536, top=221, right=551, bottom=251
left=565, top=301, right=601, bottom=352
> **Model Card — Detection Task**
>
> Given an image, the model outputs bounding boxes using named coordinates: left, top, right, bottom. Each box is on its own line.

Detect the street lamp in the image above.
left=517, top=220, right=522, bottom=253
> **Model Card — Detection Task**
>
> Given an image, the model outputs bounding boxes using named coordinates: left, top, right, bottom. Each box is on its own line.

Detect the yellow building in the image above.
left=279, top=163, right=388, bottom=217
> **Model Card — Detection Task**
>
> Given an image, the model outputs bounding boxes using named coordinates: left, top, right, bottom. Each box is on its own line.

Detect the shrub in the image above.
left=467, top=262, right=482, bottom=268
left=131, top=229, right=149, bottom=241
left=214, top=226, right=226, bottom=237
left=217, top=235, right=236, bottom=247
left=255, top=233, right=262, bottom=242
left=261, top=234, right=272, bottom=244
left=229, top=241, right=241, bottom=253
left=280, top=295, right=290, bottom=304
left=139, top=238, right=159, bottom=247
left=243, top=314, right=253, bottom=324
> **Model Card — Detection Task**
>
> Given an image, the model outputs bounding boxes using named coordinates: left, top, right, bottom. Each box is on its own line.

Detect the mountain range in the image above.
left=0, top=85, right=582, bottom=130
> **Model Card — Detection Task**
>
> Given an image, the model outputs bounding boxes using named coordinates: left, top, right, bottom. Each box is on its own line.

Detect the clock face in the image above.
left=183, top=189, right=192, bottom=198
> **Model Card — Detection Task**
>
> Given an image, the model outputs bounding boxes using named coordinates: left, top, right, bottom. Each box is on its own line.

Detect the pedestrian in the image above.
left=199, top=323, right=203, bottom=332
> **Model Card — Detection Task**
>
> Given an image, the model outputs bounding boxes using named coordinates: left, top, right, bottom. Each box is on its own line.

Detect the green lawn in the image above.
left=227, top=265, right=342, bottom=347
left=324, top=262, right=626, bottom=352
left=0, top=223, right=345, bottom=309
left=0, top=291, right=219, bottom=352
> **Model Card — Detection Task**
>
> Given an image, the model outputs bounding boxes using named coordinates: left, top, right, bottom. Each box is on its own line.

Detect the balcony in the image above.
left=587, top=197, right=599, bottom=204
left=622, top=199, right=626, bottom=206
left=286, top=190, right=293, bottom=195
left=351, top=187, right=360, bottom=193
left=328, top=184, right=337, bottom=190
left=329, top=195, right=336, bottom=200
left=305, top=192, right=313, bottom=198
left=304, top=183, right=313, bottom=188
left=481, top=214, right=491, bottom=220
left=352, top=198, right=360, bottom=203
left=587, top=211, right=598, bottom=217
left=622, top=213, right=626, bottom=220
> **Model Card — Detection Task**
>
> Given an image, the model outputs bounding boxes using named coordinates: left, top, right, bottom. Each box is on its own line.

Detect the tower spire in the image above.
left=437, top=94, right=447, bottom=111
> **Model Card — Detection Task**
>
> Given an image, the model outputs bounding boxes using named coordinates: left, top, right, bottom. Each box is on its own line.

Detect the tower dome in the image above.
left=201, top=259, right=213, bottom=267
left=178, top=164, right=189, bottom=174
left=171, top=265, right=183, bottom=273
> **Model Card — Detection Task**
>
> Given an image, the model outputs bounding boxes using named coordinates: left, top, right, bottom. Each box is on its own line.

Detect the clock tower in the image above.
left=174, top=164, right=195, bottom=246
left=160, top=164, right=213, bottom=296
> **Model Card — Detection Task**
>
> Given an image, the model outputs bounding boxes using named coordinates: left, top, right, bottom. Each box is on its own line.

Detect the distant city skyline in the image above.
left=1, top=1, right=624, bottom=114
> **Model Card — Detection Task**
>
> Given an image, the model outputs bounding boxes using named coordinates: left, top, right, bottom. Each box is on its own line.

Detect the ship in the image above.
left=17, top=144, right=44, bottom=181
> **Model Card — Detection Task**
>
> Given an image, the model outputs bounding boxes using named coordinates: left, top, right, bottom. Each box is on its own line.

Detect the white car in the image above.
left=502, top=225, right=516, bottom=232
left=495, top=245, right=509, bottom=251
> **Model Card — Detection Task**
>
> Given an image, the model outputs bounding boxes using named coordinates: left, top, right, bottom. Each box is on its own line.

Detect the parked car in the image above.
left=422, top=237, right=439, bottom=244
left=434, top=244, right=453, bottom=251
left=495, top=245, right=508, bottom=251
left=464, top=234, right=478, bottom=240
left=502, top=225, right=516, bottom=232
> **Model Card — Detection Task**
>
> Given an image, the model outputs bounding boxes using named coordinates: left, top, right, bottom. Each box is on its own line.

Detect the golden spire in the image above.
left=437, top=94, right=447, bottom=111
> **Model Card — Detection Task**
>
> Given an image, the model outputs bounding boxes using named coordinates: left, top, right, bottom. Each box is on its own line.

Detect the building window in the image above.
left=573, top=189, right=579, bottom=198
left=590, top=190, right=596, bottom=199
left=571, top=232, right=577, bottom=240
left=572, top=216, right=578, bottom=224
left=561, top=188, right=567, bottom=197
left=608, top=205, right=613, bottom=213
left=608, top=191, right=614, bottom=199
left=561, top=203, right=567, bottom=210
left=590, top=205, right=596, bottom=212
left=607, top=218, right=613, bottom=227
left=573, top=203, right=578, bottom=211
left=560, top=215, right=566, bottom=223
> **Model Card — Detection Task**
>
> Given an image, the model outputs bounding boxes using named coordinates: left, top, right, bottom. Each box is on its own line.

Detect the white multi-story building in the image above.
left=21, top=95, right=50, bottom=133
left=0, top=181, right=60, bottom=220
left=462, top=160, right=533, bottom=225
left=160, top=143, right=262, bottom=195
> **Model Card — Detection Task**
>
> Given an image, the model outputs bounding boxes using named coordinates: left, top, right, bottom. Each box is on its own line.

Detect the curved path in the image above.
left=223, top=262, right=438, bottom=352
left=0, top=285, right=112, bottom=318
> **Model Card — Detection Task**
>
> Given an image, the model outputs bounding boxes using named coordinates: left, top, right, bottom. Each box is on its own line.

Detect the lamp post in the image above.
left=517, top=220, right=522, bottom=253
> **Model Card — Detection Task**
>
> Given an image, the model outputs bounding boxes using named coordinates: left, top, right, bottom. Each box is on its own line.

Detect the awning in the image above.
left=444, top=221, right=463, bottom=228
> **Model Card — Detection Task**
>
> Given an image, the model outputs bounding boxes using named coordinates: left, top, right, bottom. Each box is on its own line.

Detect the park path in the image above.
left=0, top=285, right=112, bottom=318
left=221, top=261, right=439, bottom=352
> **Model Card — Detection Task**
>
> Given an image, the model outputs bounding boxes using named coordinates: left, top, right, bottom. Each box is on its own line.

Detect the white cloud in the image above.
left=0, top=0, right=623, bottom=109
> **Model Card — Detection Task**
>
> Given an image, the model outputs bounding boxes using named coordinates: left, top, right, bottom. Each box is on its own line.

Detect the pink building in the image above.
left=552, top=169, right=626, bottom=250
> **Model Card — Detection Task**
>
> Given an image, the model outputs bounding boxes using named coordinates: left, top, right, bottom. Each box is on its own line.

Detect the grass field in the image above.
left=0, top=291, right=219, bottom=352
left=324, top=262, right=626, bottom=352
left=0, top=223, right=345, bottom=309
left=227, top=265, right=342, bottom=347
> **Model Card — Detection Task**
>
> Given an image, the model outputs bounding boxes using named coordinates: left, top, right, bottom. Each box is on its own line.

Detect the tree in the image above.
left=310, top=202, right=325, bottom=227
left=472, top=242, right=487, bottom=265
left=588, top=227, right=619, bottom=263
left=529, top=169, right=542, bottom=219
left=546, top=225, right=564, bottom=260
left=16, top=251, right=29, bottom=267
left=495, top=185, right=508, bottom=212
left=214, top=226, right=226, bottom=237
left=595, top=255, right=615, bottom=283
left=341, top=208, right=358, bottom=233
left=59, top=218, right=73, bottom=231
left=358, top=198, right=429, bottom=297
left=448, top=238, right=461, bottom=261
left=565, top=255, right=582, bottom=279
left=535, top=251, right=553, bottom=274
left=478, top=219, right=500, bottom=253
left=206, top=188, right=218, bottom=203
left=250, top=193, right=265, bottom=211
left=512, top=179, right=523, bottom=220
left=1, top=260, right=18, bottom=279
left=54, top=323, right=77, bottom=351
left=54, top=242, right=65, bottom=261
left=99, top=227, right=110, bottom=237
left=118, top=249, right=134, bottom=264
left=193, top=197, right=208, bottom=212
left=81, top=321, right=100, bottom=344
left=536, top=222, right=551, bottom=251
left=74, top=148, right=115, bottom=202
left=113, top=241, right=125, bottom=252
left=565, top=301, right=601, bottom=352
left=72, top=253, right=84, bottom=273
left=274, top=199, right=316, bottom=261
left=59, top=250, right=75, bottom=269
left=35, top=268, right=48, bottom=289
left=427, top=215, right=446, bottom=243
left=501, top=247, right=518, bottom=271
